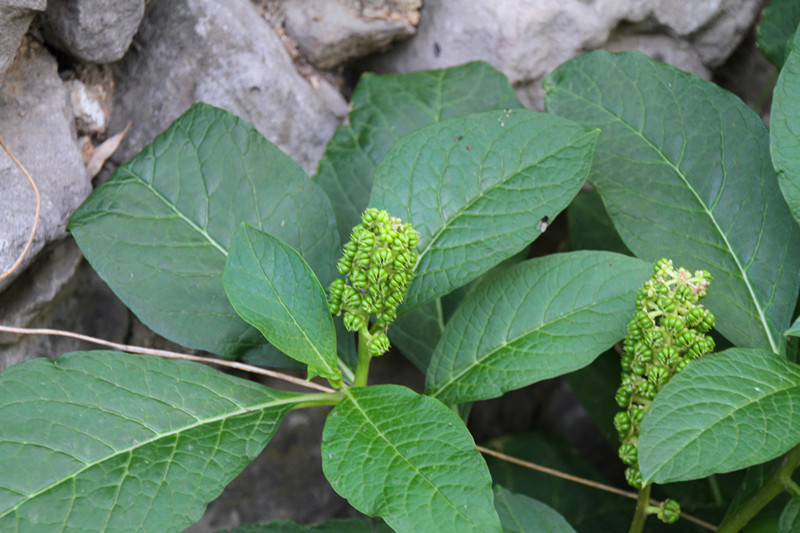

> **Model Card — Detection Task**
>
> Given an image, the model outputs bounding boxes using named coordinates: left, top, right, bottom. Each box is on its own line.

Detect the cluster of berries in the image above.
left=614, top=258, right=715, bottom=523
left=327, top=208, right=419, bottom=356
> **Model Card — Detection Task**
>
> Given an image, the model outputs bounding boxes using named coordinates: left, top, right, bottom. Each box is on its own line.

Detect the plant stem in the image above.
left=628, top=483, right=652, bottom=533
left=718, top=442, right=800, bottom=533
left=353, top=327, right=372, bottom=387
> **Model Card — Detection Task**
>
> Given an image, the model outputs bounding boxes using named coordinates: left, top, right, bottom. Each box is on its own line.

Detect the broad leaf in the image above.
left=493, top=487, right=576, bottom=533
left=639, top=348, right=800, bottom=484
left=69, top=103, right=339, bottom=362
left=321, top=385, right=501, bottom=533
left=223, top=224, right=338, bottom=381
left=227, top=518, right=392, bottom=533
left=780, top=498, right=800, bottom=533
left=771, top=27, right=800, bottom=228
left=758, top=0, right=800, bottom=68
left=0, top=351, right=307, bottom=532
left=426, top=251, right=650, bottom=404
left=545, top=50, right=800, bottom=354
left=370, top=109, right=598, bottom=312
left=315, top=62, right=522, bottom=242
left=567, top=189, right=630, bottom=255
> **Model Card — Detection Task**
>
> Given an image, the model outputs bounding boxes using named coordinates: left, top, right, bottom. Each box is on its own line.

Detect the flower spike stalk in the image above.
left=328, top=208, right=419, bottom=386
left=616, top=258, right=715, bottom=527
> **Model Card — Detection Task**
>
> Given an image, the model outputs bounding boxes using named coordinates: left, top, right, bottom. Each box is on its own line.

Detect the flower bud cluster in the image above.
left=614, top=258, right=715, bottom=500
left=327, top=208, right=419, bottom=356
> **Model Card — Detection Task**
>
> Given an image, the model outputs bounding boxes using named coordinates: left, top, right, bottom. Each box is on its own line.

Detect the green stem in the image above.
left=708, top=474, right=724, bottom=506
left=718, top=443, right=800, bottom=533
left=291, top=392, right=342, bottom=409
left=353, top=326, right=372, bottom=387
left=628, top=483, right=652, bottom=533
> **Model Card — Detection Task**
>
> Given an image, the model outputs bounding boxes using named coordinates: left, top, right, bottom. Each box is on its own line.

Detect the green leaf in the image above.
left=567, top=189, right=631, bottom=255
left=780, top=497, right=800, bottom=533
left=315, top=62, right=522, bottom=242
left=370, top=109, right=598, bottom=312
left=426, top=251, right=650, bottom=404
left=493, top=487, right=576, bottom=533
left=225, top=518, right=392, bottom=533
left=69, top=103, right=339, bottom=362
left=391, top=249, right=528, bottom=373
left=545, top=50, right=800, bottom=354
left=0, top=351, right=308, bottom=532
left=223, top=224, right=339, bottom=381
left=639, top=348, right=800, bottom=484
left=321, top=385, right=501, bottom=533
left=771, top=27, right=800, bottom=229
left=788, top=317, right=800, bottom=337
left=758, top=0, right=800, bottom=68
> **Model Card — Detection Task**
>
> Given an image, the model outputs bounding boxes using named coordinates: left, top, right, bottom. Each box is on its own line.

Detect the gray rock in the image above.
left=0, top=238, right=130, bottom=371
left=368, top=0, right=763, bottom=109
left=0, top=39, right=90, bottom=291
left=40, top=0, right=145, bottom=63
left=282, top=0, right=422, bottom=68
left=109, top=0, right=348, bottom=176
left=0, top=0, right=45, bottom=81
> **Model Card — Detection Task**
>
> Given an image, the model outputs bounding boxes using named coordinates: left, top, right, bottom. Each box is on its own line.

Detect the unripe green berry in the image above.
left=675, top=359, right=690, bottom=373
left=336, top=258, right=352, bottom=275
left=613, top=411, right=631, bottom=434
left=635, top=311, right=652, bottom=329
left=629, top=406, right=645, bottom=424
left=615, top=386, right=632, bottom=408
left=660, top=315, right=685, bottom=334
left=373, top=249, right=393, bottom=266
left=647, top=365, right=670, bottom=386
left=343, top=312, right=364, bottom=332
left=369, top=333, right=391, bottom=356
left=620, top=353, right=633, bottom=371
left=643, top=329, right=663, bottom=347
left=625, top=467, right=643, bottom=488
left=657, top=346, right=680, bottom=366
left=657, top=296, right=676, bottom=313
left=627, top=321, right=643, bottom=340
left=618, top=443, right=638, bottom=465
left=658, top=499, right=681, bottom=524
left=637, top=380, right=656, bottom=399
left=630, top=358, right=646, bottom=375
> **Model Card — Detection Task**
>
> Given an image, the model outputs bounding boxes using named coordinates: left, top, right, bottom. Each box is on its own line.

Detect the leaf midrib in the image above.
left=412, top=127, right=597, bottom=286
left=344, top=390, right=485, bottom=530
left=0, top=395, right=301, bottom=519
left=556, top=81, right=777, bottom=353
left=430, top=286, right=613, bottom=400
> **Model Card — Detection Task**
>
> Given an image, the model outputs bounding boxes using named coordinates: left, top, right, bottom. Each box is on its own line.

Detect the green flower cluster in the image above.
left=327, top=208, right=419, bottom=357
left=614, top=259, right=715, bottom=501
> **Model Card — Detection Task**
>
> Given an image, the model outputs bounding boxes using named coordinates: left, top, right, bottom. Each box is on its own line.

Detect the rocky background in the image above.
left=0, top=0, right=775, bottom=530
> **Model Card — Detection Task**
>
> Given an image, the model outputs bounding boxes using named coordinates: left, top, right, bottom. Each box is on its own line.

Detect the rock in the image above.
left=367, top=0, right=763, bottom=109
left=40, top=0, right=145, bottom=63
left=66, top=78, right=108, bottom=135
left=0, top=238, right=130, bottom=371
left=0, top=0, right=46, bottom=81
left=0, top=39, right=90, bottom=291
left=282, top=0, right=422, bottom=68
left=109, top=0, right=348, bottom=176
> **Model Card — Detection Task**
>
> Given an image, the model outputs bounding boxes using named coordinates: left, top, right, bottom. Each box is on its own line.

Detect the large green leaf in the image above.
left=321, top=385, right=501, bottom=533
left=69, top=103, right=339, bottom=362
left=771, top=27, right=800, bottom=228
left=315, top=62, right=522, bottom=242
left=426, top=251, right=650, bottom=404
left=758, top=0, right=800, bottom=68
left=0, top=351, right=309, bottom=532
left=493, top=487, right=576, bottom=533
left=639, top=348, right=800, bottom=484
left=223, top=224, right=339, bottom=381
left=370, top=109, right=598, bottom=312
left=545, top=50, right=800, bottom=354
